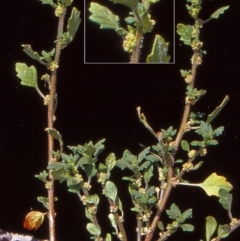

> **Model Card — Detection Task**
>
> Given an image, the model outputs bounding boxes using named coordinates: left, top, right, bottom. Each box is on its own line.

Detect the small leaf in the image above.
left=147, top=35, right=170, bottom=63
left=108, top=213, right=118, bottom=235
left=89, top=3, right=120, bottom=30
left=158, top=221, right=164, bottom=231
left=206, top=216, right=217, bottom=241
left=217, top=224, right=231, bottom=238
left=218, top=188, right=232, bottom=211
left=86, top=194, right=100, bottom=206
left=143, top=164, right=153, bottom=184
left=21, top=45, right=43, bottom=63
left=106, top=153, right=116, bottom=171
left=181, top=224, right=194, bottom=232
left=112, top=0, right=138, bottom=9
left=106, top=233, right=112, bottom=241
left=23, top=211, right=45, bottom=231
left=38, top=0, right=54, bottom=5
left=181, top=140, right=190, bottom=152
left=177, top=24, right=192, bottom=45
left=210, top=6, right=229, bottom=19
left=207, top=96, right=229, bottom=124
left=15, top=63, right=38, bottom=88
left=67, top=7, right=81, bottom=41
left=198, top=173, right=233, bottom=197
left=45, top=128, right=61, bottom=141
left=105, top=181, right=118, bottom=202
left=85, top=207, right=93, bottom=222
left=86, top=223, right=101, bottom=236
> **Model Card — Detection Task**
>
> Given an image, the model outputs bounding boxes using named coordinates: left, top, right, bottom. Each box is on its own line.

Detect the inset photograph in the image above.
left=85, top=0, right=175, bottom=63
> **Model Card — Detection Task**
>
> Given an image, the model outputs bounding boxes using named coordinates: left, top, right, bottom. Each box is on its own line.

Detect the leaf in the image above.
left=85, top=208, right=93, bottom=222
left=86, top=223, right=101, bottom=236
left=158, top=221, right=164, bottom=231
left=105, top=181, right=118, bottom=202
left=181, top=140, right=190, bottom=152
left=89, top=3, right=120, bottom=30
left=217, top=224, right=231, bottom=238
left=106, top=153, right=116, bottom=171
left=198, top=173, right=233, bottom=197
left=146, top=35, right=170, bottom=63
left=106, top=233, right=112, bottom=241
left=181, top=224, right=194, bottom=232
left=177, top=24, right=192, bottom=45
left=67, top=7, right=81, bottom=41
left=21, top=45, right=43, bottom=63
left=108, top=213, right=118, bottom=235
left=211, top=6, right=229, bottom=19
left=166, top=203, right=181, bottom=220
left=86, top=194, right=100, bottom=206
left=15, top=63, right=38, bottom=88
left=38, top=0, right=54, bottom=5
left=23, top=211, right=45, bottom=230
left=112, top=0, right=138, bottom=9
left=206, top=216, right=217, bottom=241
left=45, top=128, right=61, bottom=141
left=207, top=96, right=229, bottom=124
left=143, top=164, right=153, bottom=184
left=218, top=188, right=232, bottom=211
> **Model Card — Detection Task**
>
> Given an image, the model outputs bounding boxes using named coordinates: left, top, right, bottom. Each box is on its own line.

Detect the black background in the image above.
left=0, top=0, right=240, bottom=241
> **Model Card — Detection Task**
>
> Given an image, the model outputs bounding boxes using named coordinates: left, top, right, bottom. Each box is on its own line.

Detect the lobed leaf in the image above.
left=15, top=63, right=38, bottom=88
left=23, top=211, right=45, bottom=231
left=198, top=173, right=232, bottom=197
left=89, top=3, right=120, bottom=30
left=210, top=6, right=229, bottom=19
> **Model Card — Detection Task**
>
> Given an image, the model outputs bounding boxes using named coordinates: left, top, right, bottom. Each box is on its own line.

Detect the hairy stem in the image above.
left=130, top=9, right=143, bottom=63
left=47, top=6, right=66, bottom=241
left=144, top=166, right=173, bottom=241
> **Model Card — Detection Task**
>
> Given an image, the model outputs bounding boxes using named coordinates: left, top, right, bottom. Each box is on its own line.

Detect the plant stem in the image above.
left=144, top=166, right=173, bottom=241
left=47, top=6, right=67, bottom=241
left=130, top=9, right=143, bottom=63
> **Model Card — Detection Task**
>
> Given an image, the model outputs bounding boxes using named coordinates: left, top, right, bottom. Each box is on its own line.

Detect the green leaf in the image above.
left=85, top=208, right=93, bottom=222
left=86, top=194, right=100, bottom=206
left=35, top=170, right=48, bottom=183
left=37, top=196, right=49, bottom=209
left=112, top=0, right=138, bottom=9
left=21, top=45, right=43, bottom=63
left=218, top=188, right=232, bottom=211
left=116, top=196, right=124, bottom=217
left=207, top=96, right=229, bottom=124
left=146, top=35, right=170, bottom=63
left=166, top=203, right=181, bottom=220
left=181, top=224, right=194, bottom=232
left=67, top=7, right=81, bottom=41
left=89, top=3, right=120, bottom=30
left=15, top=63, right=38, bottom=88
left=182, top=209, right=192, bottom=220
left=143, top=164, right=153, bottom=184
left=206, top=216, right=217, bottom=241
left=177, top=24, right=192, bottom=45
left=106, top=153, right=116, bottom=171
left=86, top=223, right=101, bottom=236
left=105, top=181, right=118, bottom=202
left=210, top=6, right=229, bottom=19
left=181, top=140, right=190, bottom=152
left=198, top=173, right=233, bottom=197
left=45, top=128, right=61, bottom=141
left=38, top=0, right=54, bottom=5
left=158, top=221, right=164, bottom=231
left=108, top=213, right=118, bottom=235
left=217, top=224, right=231, bottom=238
left=106, top=233, right=112, bottom=241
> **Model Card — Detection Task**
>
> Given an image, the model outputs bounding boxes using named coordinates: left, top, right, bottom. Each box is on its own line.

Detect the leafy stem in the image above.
left=47, top=5, right=67, bottom=241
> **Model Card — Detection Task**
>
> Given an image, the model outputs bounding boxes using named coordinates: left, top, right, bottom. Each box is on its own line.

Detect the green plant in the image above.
left=88, top=0, right=172, bottom=63
left=13, top=0, right=240, bottom=241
